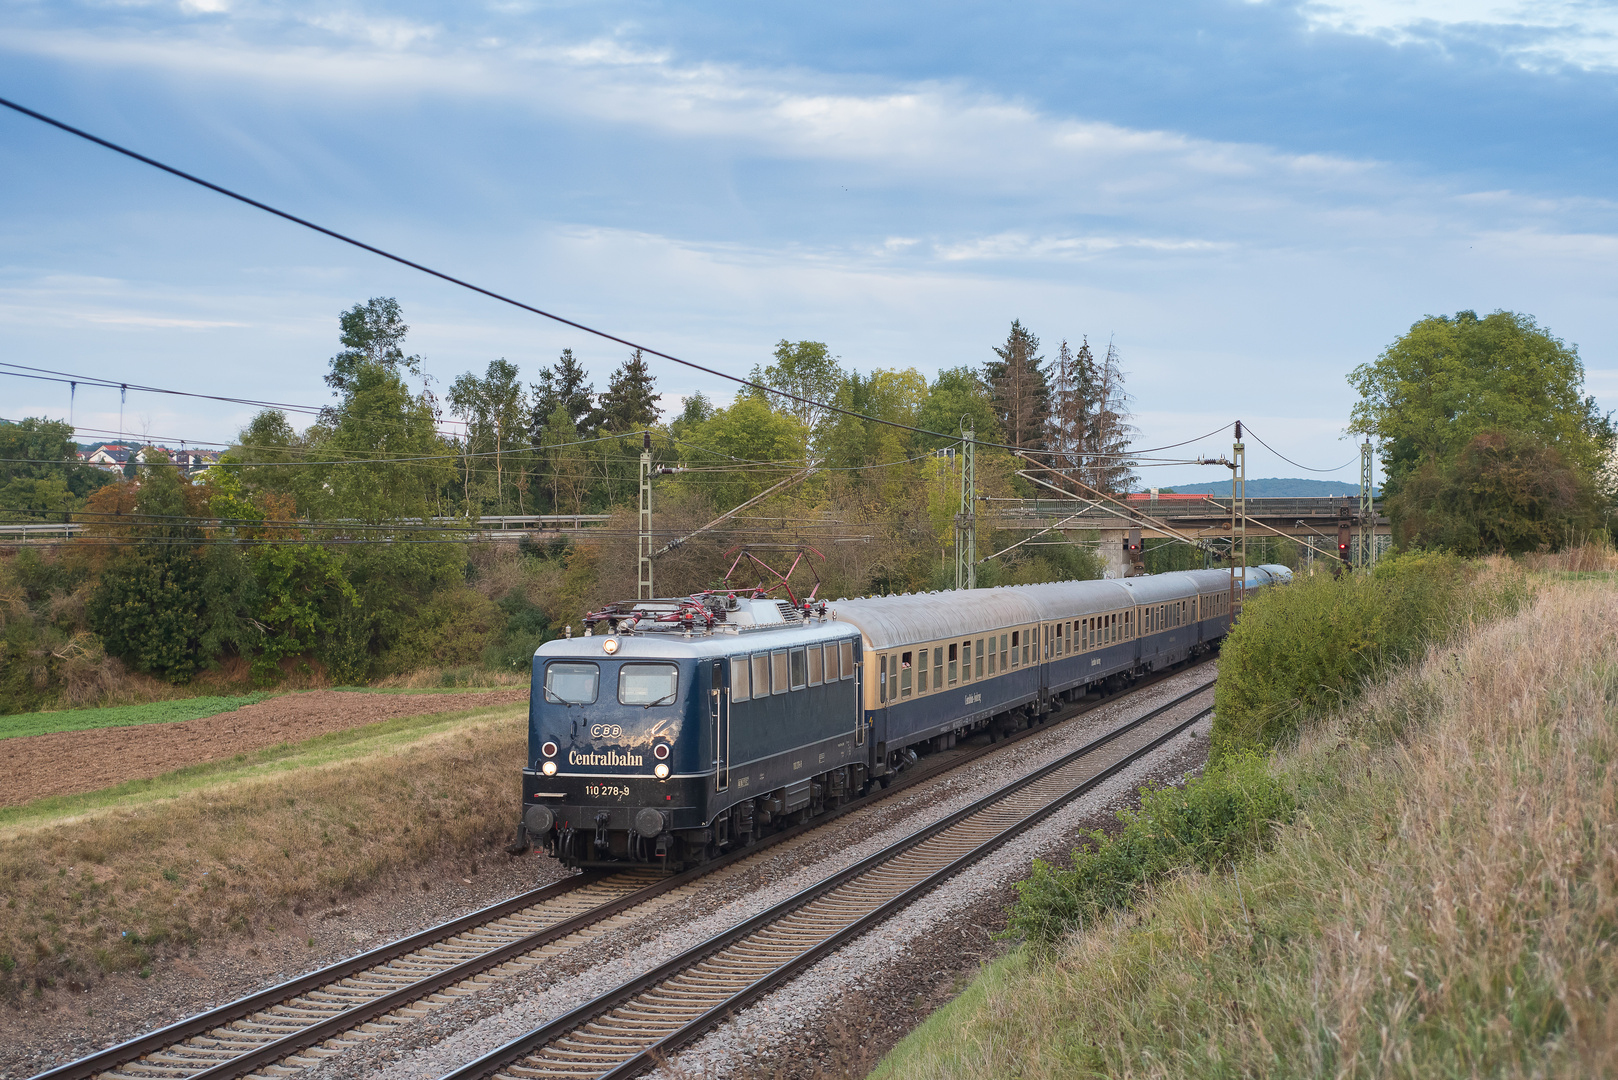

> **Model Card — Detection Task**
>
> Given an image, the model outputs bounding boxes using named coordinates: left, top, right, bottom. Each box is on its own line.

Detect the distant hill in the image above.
left=1150, top=478, right=1380, bottom=498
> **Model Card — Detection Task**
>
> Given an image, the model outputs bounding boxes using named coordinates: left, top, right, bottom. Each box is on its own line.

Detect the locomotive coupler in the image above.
left=594, top=811, right=612, bottom=854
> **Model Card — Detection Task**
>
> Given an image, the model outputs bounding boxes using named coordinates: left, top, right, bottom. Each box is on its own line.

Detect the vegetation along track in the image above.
left=445, top=680, right=1215, bottom=1080
left=34, top=659, right=1213, bottom=1080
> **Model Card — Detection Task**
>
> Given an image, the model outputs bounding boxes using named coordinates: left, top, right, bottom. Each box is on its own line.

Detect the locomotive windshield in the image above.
left=544, top=662, right=599, bottom=704
left=618, top=663, right=679, bottom=706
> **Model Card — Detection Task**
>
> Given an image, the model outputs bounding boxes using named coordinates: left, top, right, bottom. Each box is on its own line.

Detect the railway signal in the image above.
left=1337, top=506, right=1352, bottom=564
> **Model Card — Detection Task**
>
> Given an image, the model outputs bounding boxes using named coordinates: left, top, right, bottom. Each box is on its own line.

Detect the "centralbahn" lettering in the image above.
left=568, top=749, right=644, bottom=767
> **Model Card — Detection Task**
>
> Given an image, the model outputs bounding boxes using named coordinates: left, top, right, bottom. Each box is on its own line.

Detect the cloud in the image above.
left=1294, top=0, right=1618, bottom=72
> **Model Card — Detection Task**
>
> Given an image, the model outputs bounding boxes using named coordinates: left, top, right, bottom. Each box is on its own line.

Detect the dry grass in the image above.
left=874, top=578, right=1618, bottom=1078
left=1520, top=537, right=1618, bottom=574
left=0, top=702, right=526, bottom=994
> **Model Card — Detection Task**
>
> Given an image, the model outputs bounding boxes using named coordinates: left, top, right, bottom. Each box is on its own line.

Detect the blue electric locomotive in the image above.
left=517, top=568, right=1287, bottom=870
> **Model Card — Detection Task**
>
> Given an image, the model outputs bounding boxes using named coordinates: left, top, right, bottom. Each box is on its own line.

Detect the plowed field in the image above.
left=0, top=688, right=528, bottom=807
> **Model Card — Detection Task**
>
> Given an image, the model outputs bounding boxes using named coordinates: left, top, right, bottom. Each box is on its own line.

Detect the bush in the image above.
left=1210, top=552, right=1490, bottom=759
left=1005, top=752, right=1294, bottom=951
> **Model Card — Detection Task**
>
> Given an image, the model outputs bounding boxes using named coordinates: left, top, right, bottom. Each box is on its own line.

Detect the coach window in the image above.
left=917, top=647, right=929, bottom=692
left=1000, top=634, right=1009, bottom=671
left=808, top=645, right=824, bottom=687
left=948, top=643, right=958, bottom=685
left=878, top=655, right=887, bottom=703
left=900, top=651, right=913, bottom=697
left=730, top=657, right=750, bottom=702
left=962, top=640, right=973, bottom=682
left=971, top=639, right=982, bottom=678
left=771, top=650, right=790, bottom=695
left=790, top=648, right=807, bottom=690
left=987, top=641, right=995, bottom=675
left=544, top=661, right=599, bottom=705
left=839, top=640, right=855, bottom=679
left=932, top=646, right=943, bottom=682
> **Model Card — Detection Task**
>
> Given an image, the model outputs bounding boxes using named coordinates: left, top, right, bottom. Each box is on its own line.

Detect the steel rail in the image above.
left=442, top=682, right=1215, bottom=1080
left=35, top=658, right=1215, bottom=1080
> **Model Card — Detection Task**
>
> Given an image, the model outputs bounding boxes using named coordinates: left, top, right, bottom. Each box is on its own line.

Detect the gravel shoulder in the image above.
left=0, top=688, right=527, bottom=807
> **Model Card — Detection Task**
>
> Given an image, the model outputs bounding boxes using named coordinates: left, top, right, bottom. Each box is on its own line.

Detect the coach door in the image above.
left=711, top=660, right=730, bottom=791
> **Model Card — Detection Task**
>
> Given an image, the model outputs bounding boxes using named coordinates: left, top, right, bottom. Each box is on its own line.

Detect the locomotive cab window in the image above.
left=618, top=663, right=678, bottom=706
left=808, top=645, right=824, bottom=686
left=544, top=662, right=599, bottom=704
left=730, top=657, right=749, bottom=702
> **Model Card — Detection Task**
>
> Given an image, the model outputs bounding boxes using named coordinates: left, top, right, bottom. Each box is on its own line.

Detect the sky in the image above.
left=2, top=0, right=1615, bottom=488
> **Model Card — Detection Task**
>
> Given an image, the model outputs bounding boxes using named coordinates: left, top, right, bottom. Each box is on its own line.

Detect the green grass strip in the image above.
left=0, top=693, right=274, bottom=740
left=0, top=700, right=527, bottom=831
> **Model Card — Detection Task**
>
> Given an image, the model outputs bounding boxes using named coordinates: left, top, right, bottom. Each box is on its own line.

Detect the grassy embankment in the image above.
left=871, top=558, right=1618, bottom=1077
left=0, top=698, right=528, bottom=994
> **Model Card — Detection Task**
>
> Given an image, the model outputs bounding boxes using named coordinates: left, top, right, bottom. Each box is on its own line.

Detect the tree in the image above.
left=530, top=349, right=602, bottom=442
left=916, top=367, right=1002, bottom=451
left=1082, top=338, right=1136, bottom=494
left=0, top=417, right=111, bottom=522
left=985, top=320, right=1050, bottom=452
left=680, top=395, right=810, bottom=508
left=1348, top=310, right=1612, bottom=492
left=1389, top=430, right=1601, bottom=554
left=750, top=341, right=843, bottom=435
left=599, top=349, right=662, bottom=433
left=1046, top=340, right=1091, bottom=493
left=324, top=297, right=422, bottom=399
left=449, top=358, right=530, bottom=515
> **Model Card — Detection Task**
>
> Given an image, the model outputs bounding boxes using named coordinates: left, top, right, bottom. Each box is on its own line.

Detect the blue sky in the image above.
left=2, top=0, right=1615, bottom=487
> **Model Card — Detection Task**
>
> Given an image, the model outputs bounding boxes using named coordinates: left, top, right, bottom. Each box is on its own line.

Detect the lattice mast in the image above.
left=638, top=431, right=653, bottom=600
left=1359, top=440, right=1374, bottom=570
left=955, top=419, right=977, bottom=590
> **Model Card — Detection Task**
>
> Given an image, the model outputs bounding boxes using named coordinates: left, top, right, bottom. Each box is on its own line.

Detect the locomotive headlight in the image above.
left=654, top=762, right=670, bottom=780
left=653, top=743, right=670, bottom=760
left=541, top=760, right=558, bottom=776
left=602, top=637, right=620, bottom=655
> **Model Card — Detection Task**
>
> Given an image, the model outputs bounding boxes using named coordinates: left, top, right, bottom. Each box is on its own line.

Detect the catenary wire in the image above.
left=1240, top=423, right=1359, bottom=474
left=0, top=95, right=1182, bottom=463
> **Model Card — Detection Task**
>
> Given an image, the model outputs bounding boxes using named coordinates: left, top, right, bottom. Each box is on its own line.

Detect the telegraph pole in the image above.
left=638, top=431, right=654, bottom=600
left=1359, top=440, right=1374, bottom=570
left=955, top=419, right=977, bottom=590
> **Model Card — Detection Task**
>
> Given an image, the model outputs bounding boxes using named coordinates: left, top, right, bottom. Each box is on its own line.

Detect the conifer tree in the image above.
left=985, top=320, right=1050, bottom=451
left=600, top=349, right=662, bottom=432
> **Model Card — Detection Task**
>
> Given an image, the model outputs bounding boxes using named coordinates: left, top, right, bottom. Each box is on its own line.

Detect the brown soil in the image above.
left=0, top=689, right=528, bottom=808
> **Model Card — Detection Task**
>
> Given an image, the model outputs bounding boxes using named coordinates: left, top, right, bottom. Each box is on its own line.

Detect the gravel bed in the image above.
left=297, top=665, right=1216, bottom=1080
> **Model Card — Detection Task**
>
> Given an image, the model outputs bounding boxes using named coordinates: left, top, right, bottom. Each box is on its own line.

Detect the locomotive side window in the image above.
left=751, top=653, right=770, bottom=698
left=808, top=645, right=824, bottom=686
left=900, top=651, right=913, bottom=697
left=618, top=663, right=678, bottom=706
left=948, top=643, right=958, bottom=685
left=840, top=640, right=855, bottom=679
left=975, top=639, right=985, bottom=678
left=918, top=648, right=929, bottom=691
left=790, top=648, right=807, bottom=690
left=544, top=661, right=599, bottom=704
left=731, top=657, right=749, bottom=702
left=771, top=650, right=790, bottom=695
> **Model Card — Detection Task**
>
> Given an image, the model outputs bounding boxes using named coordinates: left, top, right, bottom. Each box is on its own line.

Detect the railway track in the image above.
left=35, top=661, right=1214, bottom=1080
left=445, top=680, right=1215, bottom=1080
